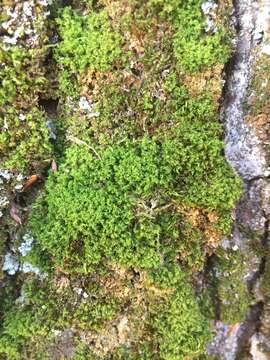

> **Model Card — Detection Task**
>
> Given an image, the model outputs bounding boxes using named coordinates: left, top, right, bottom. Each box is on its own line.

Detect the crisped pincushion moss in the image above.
left=30, top=121, right=241, bottom=273
left=0, top=0, right=243, bottom=359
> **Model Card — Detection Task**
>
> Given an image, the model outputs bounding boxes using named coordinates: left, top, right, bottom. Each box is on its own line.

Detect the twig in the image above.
left=67, top=135, right=101, bottom=160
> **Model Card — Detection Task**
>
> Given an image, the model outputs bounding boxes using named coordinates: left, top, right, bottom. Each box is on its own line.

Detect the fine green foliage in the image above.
left=0, top=46, right=52, bottom=170
left=149, top=0, right=230, bottom=72
left=0, top=106, right=52, bottom=170
left=55, top=7, right=123, bottom=74
left=30, top=118, right=241, bottom=273
left=153, top=285, right=212, bottom=360
left=0, top=0, right=244, bottom=358
left=0, top=46, right=46, bottom=107
left=0, top=278, right=118, bottom=359
left=172, top=9, right=230, bottom=72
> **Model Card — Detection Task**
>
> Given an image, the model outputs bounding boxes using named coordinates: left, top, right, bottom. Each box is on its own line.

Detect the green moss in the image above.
left=0, top=0, right=242, bottom=358
left=55, top=7, right=124, bottom=94
left=113, top=271, right=212, bottom=360
left=0, top=45, right=52, bottom=170
left=153, top=285, right=211, bottom=359
left=30, top=122, right=240, bottom=273
left=149, top=0, right=230, bottom=73
left=0, top=277, right=119, bottom=359
left=215, top=250, right=252, bottom=324
left=0, top=45, right=48, bottom=106
left=0, top=106, right=52, bottom=170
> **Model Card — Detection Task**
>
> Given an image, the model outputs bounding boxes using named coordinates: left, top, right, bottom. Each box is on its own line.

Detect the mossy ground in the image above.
left=0, top=0, right=244, bottom=359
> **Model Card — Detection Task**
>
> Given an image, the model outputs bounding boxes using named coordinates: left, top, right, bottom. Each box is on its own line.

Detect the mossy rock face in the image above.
left=0, top=0, right=243, bottom=359
left=0, top=1, right=53, bottom=172
left=0, top=268, right=211, bottom=360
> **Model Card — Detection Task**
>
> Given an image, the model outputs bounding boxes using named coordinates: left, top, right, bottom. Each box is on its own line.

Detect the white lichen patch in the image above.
left=79, top=96, right=92, bottom=112
left=201, top=1, right=218, bottom=33
left=1, top=0, right=50, bottom=48
left=0, top=196, right=9, bottom=208
left=201, top=1, right=218, bottom=15
left=0, top=170, right=12, bottom=181
left=21, top=262, right=43, bottom=276
left=2, top=252, right=19, bottom=275
left=262, top=43, right=270, bottom=56
left=18, top=233, right=34, bottom=256
left=78, top=97, right=100, bottom=118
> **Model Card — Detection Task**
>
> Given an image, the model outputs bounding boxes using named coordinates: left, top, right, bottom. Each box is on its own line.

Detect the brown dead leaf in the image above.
left=22, top=174, right=39, bottom=192
left=51, top=159, right=57, bottom=172
left=10, top=202, right=22, bottom=225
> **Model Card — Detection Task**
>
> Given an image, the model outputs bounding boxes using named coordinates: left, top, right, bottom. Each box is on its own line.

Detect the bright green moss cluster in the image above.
left=55, top=7, right=124, bottom=94
left=0, top=46, right=52, bottom=170
left=149, top=0, right=230, bottom=72
left=30, top=121, right=241, bottom=273
left=153, top=286, right=211, bottom=360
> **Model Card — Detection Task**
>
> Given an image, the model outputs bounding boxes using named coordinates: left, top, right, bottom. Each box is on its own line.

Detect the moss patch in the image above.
left=0, top=0, right=243, bottom=358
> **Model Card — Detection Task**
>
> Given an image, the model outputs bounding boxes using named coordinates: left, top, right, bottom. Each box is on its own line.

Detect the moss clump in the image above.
left=149, top=0, right=230, bottom=73
left=0, top=277, right=119, bottom=359
left=153, top=286, right=211, bottom=359
left=0, top=268, right=211, bottom=359
left=0, top=45, right=52, bottom=171
left=30, top=122, right=241, bottom=274
left=215, top=250, right=252, bottom=324
left=0, top=106, right=52, bottom=170
left=55, top=7, right=124, bottom=94
left=112, top=268, right=211, bottom=360
left=0, top=47, right=45, bottom=107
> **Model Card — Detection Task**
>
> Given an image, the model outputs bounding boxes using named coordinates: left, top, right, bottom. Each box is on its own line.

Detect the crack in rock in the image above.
left=208, top=0, right=270, bottom=358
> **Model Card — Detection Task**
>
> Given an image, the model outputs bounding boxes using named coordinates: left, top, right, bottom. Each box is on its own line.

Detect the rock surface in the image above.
left=209, top=0, right=270, bottom=358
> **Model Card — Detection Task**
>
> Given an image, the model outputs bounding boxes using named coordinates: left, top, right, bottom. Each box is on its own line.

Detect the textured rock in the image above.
left=210, top=0, right=270, bottom=358
left=222, top=1, right=270, bottom=181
